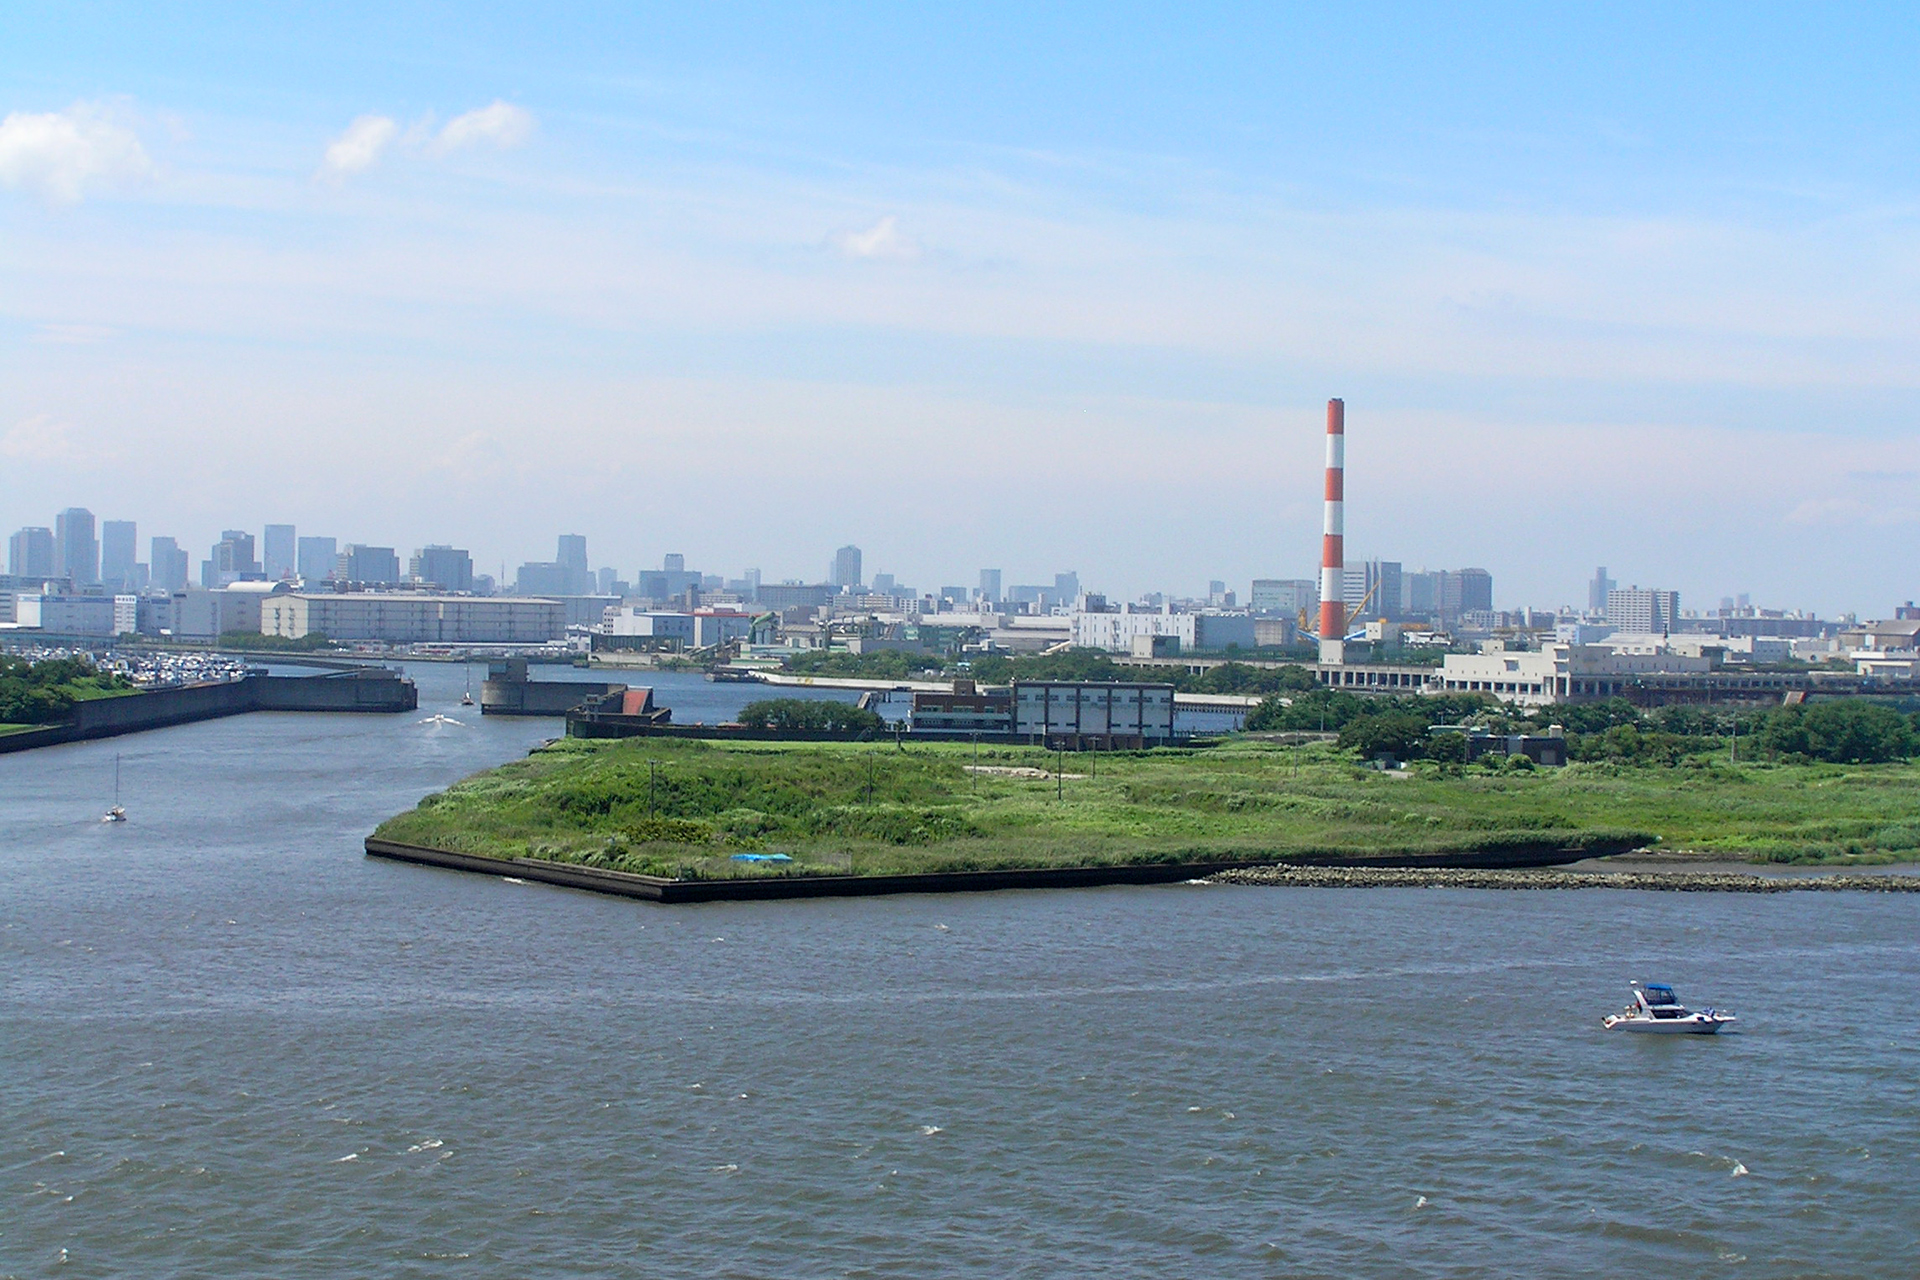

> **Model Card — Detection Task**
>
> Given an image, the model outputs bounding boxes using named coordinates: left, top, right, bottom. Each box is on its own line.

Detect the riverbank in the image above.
left=1210, top=863, right=1920, bottom=892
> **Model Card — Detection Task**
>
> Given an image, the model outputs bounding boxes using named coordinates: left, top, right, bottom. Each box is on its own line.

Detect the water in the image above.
left=4, top=662, right=1918, bottom=1277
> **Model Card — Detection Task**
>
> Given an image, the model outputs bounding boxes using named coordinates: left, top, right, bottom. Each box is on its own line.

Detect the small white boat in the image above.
left=1604, top=981, right=1735, bottom=1034
left=102, top=754, right=127, bottom=822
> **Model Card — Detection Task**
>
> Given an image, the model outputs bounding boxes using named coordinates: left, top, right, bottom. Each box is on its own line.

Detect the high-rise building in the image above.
left=1588, top=566, right=1615, bottom=615
left=1342, top=559, right=1402, bottom=621
left=9, top=526, right=55, bottom=578
left=202, top=530, right=259, bottom=587
left=1438, top=568, right=1493, bottom=622
left=263, top=524, right=297, bottom=580
left=150, top=536, right=190, bottom=591
left=556, top=534, right=590, bottom=594
left=297, top=536, right=337, bottom=582
left=338, top=544, right=401, bottom=585
left=55, top=508, right=98, bottom=584
left=664, top=553, right=685, bottom=573
left=831, top=545, right=863, bottom=590
left=1606, top=587, right=1679, bottom=634
left=1054, top=571, right=1080, bottom=603
left=410, top=545, right=474, bottom=592
left=978, top=568, right=1002, bottom=604
left=100, top=520, right=137, bottom=588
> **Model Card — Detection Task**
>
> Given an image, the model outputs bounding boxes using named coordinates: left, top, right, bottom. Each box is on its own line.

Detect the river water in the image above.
left=3, top=662, right=1917, bottom=1278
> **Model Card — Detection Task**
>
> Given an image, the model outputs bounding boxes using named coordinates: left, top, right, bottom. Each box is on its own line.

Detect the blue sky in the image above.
left=3, top=4, right=1917, bottom=611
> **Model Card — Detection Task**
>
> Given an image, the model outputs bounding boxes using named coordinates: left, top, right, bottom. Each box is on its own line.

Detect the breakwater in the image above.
left=0, top=668, right=417, bottom=753
left=1211, top=865, right=1920, bottom=892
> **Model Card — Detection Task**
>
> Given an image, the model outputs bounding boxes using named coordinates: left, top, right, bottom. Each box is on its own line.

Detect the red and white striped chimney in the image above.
left=1317, top=398, right=1345, bottom=647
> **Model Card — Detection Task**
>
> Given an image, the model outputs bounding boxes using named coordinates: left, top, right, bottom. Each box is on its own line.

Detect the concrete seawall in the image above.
left=0, top=669, right=417, bottom=754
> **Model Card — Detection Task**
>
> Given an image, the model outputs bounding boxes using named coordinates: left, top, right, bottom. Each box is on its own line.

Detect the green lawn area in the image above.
left=372, top=737, right=1920, bottom=880
left=67, top=682, right=144, bottom=701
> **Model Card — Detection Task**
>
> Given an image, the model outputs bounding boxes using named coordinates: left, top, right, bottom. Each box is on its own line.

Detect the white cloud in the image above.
left=320, top=114, right=398, bottom=178
left=0, top=102, right=150, bottom=202
left=831, top=215, right=920, bottom=261
left=31, top=323, right=117, bottom=345
left=0, top=414, right=85, bottom=462
left=436, top=101, right=534, bottom=153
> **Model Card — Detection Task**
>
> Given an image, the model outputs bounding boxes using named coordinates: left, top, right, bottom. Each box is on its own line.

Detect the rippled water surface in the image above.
left=4, top=663, right=1918, bottom=1278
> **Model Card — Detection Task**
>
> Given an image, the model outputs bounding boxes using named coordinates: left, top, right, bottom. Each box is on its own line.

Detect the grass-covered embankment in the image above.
left=359, top=736, right=1920, bottom=881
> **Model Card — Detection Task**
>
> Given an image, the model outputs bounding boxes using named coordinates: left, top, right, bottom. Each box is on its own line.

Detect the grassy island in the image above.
left=370, top=737, right=1920, bottom=883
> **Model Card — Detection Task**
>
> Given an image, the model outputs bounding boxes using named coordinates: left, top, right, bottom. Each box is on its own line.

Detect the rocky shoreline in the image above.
left=1210, top=865, right=1920, bottom=893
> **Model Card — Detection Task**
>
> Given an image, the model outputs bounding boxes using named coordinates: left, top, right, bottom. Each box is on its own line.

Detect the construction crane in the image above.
left=1300, top=578, right=1380, bottom=642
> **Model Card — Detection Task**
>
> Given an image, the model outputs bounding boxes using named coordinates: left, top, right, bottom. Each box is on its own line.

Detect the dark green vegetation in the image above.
left=0, top=655, right=137, bottom=729
left=218, top=630, right=337, bottom=652
left=736, top=698, right=885, bottom=734
left=785, top=649, right=937, bottom=679
left=1250, top=686, right=1920, bottom=767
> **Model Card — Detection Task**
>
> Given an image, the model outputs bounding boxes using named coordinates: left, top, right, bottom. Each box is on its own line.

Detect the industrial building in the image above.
left=1012, top=680, right=1176, bottom=748
left=600, top=607, right=755, bottom=650
left=260, top=593, right=565, bottom=643
left=1069, top=609, right=1257, bottom=654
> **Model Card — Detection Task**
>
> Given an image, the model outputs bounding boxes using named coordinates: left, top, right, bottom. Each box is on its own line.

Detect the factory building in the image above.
left=1069, top=610, right=1257, bottom=654
left=261, top=593, right=565, bottom=643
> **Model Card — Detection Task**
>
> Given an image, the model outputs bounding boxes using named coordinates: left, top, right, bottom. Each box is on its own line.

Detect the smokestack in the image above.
left=1318, top=398, right=1346, bottom=662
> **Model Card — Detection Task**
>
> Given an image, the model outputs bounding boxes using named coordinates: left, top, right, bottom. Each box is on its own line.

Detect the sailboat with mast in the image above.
left=102, top=754, right=127, bottom=823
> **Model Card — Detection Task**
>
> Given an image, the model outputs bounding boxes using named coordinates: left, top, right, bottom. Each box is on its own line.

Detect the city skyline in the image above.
left=5, top=9, right=1920, bottom=613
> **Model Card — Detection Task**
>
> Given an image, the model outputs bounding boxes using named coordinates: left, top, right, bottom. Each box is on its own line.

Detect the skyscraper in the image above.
left=55, top=508, right=98, bottom=584
left=150, top=537, right=189, bottom=591
left=410, top=545, right=474, bottom=592
left=9, top=527, right=54, bottom=578
left=978, top=568, right=1001, bottom=604
left=296, top=536, right=337, bottom=582
left=556, top=534, right=589, bottom=594
left=100, top=520, right=138, bottom=588
left=338, top=544, right=401, bottom=585
left=263, top=524, right=297, bottom=580
left=831, top=545, right=862, bottom=590
left=204, top=531, right=258, bottom=587
left=1588, top=566, right=1616, bottom=615
left=1054, top=571, right=1080, bottom=603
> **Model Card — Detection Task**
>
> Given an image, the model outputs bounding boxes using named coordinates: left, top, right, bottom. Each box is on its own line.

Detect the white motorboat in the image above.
left=1604, top=981, right=1735, bottom=1034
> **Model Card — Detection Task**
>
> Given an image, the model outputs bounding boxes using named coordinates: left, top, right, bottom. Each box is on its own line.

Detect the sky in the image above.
left=2, top=3, right=1918, bottom=613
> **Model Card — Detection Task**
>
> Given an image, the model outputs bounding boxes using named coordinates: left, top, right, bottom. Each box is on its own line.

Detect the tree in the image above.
left=1337, top=712, right=1432, bottom=762
left=737, top=698, right=884, bottom=734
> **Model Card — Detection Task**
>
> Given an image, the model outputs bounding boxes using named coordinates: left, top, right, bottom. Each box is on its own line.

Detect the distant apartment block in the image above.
left=1606, top=587, right=1680, bottom=634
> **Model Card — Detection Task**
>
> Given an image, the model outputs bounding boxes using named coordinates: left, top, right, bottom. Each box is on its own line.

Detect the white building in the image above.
left=1069, top=610, right=1257, bottom=654
left=261, top=593, right=565, bottom=643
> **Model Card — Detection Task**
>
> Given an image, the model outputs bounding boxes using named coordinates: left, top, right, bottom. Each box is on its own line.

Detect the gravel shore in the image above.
left=1210, top=865, right=1920, bottom=892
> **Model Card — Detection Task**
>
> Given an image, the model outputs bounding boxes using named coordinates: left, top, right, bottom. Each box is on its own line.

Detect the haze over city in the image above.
left=5, top=6, right=1919, bottom=615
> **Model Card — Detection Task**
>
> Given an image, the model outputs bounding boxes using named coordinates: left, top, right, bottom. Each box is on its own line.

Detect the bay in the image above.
left=3, top=662, right=1916, bottom=1278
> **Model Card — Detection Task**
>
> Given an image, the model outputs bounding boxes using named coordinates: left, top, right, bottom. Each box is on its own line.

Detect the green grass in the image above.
left=367, top=738, right=1920, bottom=881
left=66, top=681, right=144, bottom=702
